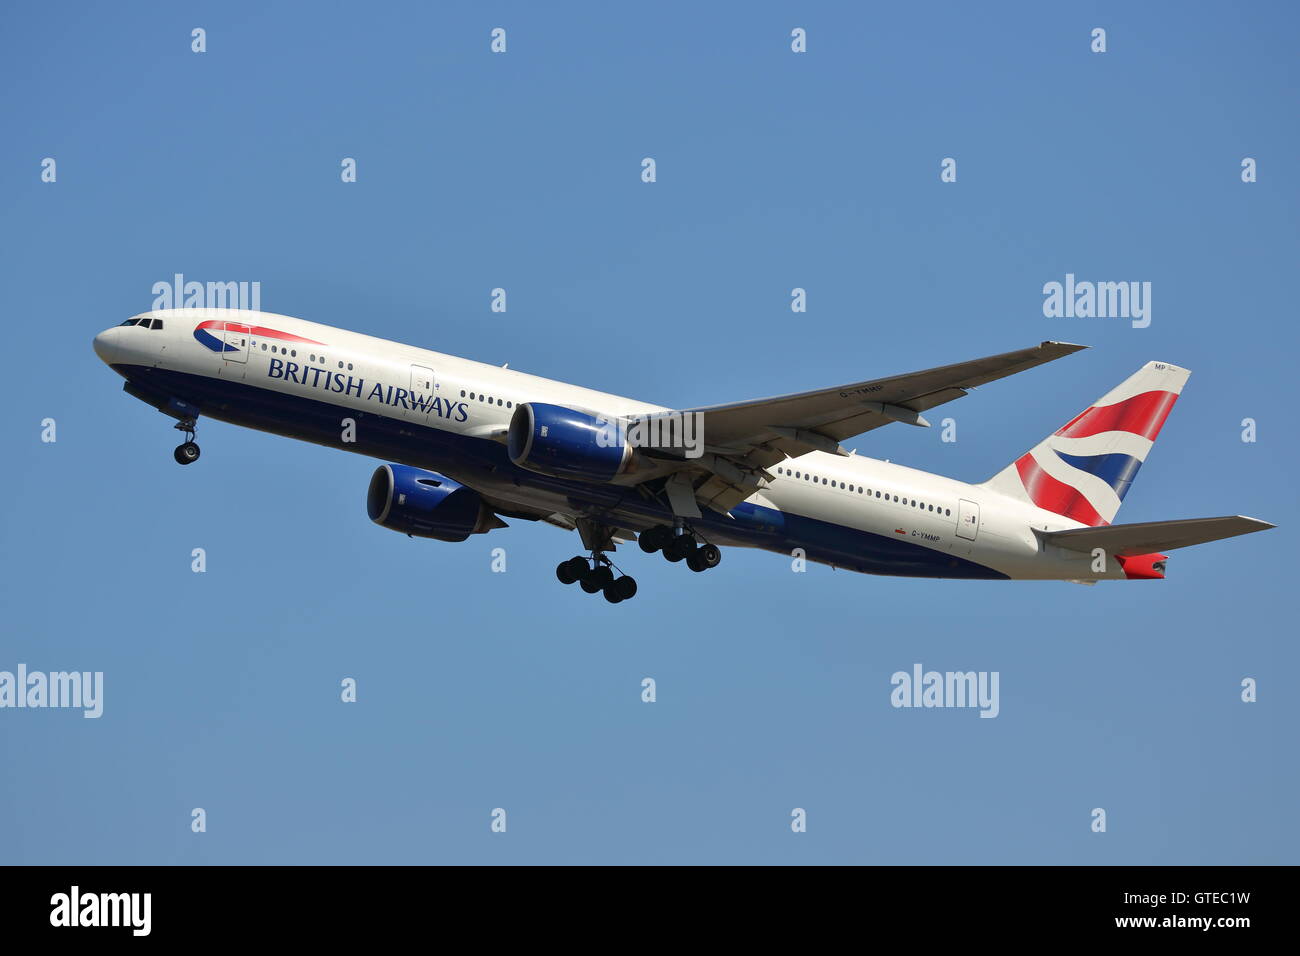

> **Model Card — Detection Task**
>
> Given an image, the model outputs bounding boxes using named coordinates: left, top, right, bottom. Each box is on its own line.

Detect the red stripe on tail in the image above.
left=1054, top=390, right=1178, bottom=441
left=1014, top=454, right=1109, bottom=527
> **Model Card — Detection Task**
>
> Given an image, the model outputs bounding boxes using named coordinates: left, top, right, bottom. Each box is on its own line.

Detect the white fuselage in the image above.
left=93, top=309, right=1129, bottom=582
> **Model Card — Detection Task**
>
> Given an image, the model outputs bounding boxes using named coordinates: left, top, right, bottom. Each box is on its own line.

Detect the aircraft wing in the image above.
left=680, top=341, right=1086, bottom=460
left=654, top=341, right=1087, bottom=513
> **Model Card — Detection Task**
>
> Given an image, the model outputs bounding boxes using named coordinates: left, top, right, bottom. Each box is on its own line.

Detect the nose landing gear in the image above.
left=172, top=418, right=201, bottom=465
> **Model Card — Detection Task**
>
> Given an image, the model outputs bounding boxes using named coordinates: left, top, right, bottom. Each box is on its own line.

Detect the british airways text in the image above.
left=266, top=358, right=468, bottom=420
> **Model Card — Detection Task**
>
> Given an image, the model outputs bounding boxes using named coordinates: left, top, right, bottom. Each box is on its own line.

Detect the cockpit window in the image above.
left=152, top=319, right=163, bottom=330
left=120, top=318, right=139, bottom=326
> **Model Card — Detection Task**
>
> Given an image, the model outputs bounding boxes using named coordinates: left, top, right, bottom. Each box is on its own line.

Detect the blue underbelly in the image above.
left=111, top=364, right=1007, bottom=580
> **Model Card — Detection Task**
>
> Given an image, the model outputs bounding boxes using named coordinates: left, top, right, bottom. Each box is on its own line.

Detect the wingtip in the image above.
left=1238, top=516, right=1276, bottom=531
left=1041, top=341, right=1090, bottom=352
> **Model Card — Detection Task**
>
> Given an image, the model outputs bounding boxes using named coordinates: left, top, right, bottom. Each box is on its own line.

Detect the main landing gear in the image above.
left=554, top=520, right=720, bottom=604
left=556, top=554, right=638, bottom=604
left=172, top=418, right=201, bottom=465
left=637, top=525, right=722, bottom=573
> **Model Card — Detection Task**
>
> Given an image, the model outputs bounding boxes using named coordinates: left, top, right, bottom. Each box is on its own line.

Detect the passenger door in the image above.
left=217, top=321, right=249, bottom=380
left=221, top=322, right=248, bottom=363
left=956, top=499, right=980, bottom=541
left=408, top=364, right=436, bottom=422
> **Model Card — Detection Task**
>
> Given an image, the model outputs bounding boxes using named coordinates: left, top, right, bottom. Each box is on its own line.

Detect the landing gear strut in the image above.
left=555, top=553, right=638, bottom=603
left=172, top=418, right=201, bottom=465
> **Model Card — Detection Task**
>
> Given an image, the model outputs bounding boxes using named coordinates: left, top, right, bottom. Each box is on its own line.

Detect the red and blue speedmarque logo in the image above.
left=193, top=319, right=324, bottom=354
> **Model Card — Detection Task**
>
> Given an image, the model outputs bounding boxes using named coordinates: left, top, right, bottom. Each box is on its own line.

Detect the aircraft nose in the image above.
left=93, top=327, right=121, bottom=364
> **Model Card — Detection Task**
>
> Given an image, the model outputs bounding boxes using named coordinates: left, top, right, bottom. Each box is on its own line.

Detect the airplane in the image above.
left=92, top=309, right=1273, bottom=602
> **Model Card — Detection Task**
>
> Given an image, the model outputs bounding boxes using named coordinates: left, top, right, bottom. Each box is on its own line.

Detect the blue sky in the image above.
left=1, top=1, right=1295, bottom=864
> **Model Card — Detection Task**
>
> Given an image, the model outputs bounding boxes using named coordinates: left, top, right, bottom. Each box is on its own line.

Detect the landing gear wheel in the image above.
left=639, top=526, right=669, bottom=554
left=556, top=557, right=587, bottom=584
left=581, top=565, right=614, bottom=594
left=695, top=543, right=721, bottom=570
left=603, top=575, right=638, bottom=603
left=173, top=441, right=201, bottom=465
left=664, top=534, right=696, bottom=563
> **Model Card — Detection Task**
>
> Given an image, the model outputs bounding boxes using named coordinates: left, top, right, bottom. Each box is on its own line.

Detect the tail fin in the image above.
left=981, top=361, right=1191, bottom=526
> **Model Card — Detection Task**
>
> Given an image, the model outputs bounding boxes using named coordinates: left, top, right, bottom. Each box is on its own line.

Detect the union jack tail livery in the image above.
left=982, top=361, right=1190, bottom=527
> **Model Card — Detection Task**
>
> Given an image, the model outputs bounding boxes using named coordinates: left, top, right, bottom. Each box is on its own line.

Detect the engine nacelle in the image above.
left=366, top=464, right=498, bottom=542
left=507, top=402, right=633, bottom=482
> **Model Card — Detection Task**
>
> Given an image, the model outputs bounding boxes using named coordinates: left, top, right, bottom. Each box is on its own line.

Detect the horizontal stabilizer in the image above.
left=1037, top=516, right=1274, bottom=557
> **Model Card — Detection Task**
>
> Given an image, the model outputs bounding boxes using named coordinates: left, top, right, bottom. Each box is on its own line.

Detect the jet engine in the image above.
left=366, top=464, right=502, bottom=542
left=507, top=402, right=634, bottom=482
